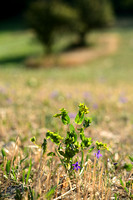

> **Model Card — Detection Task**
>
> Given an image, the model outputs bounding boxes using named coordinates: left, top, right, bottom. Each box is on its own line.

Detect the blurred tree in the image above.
left=69, top=0, right=114, bottom=46
left=26, top=0, right=114, bottom=53
left=26, top=0, right=77, bottom=53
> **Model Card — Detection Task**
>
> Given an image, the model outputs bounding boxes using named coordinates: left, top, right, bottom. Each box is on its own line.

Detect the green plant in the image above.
left=0, top=148, right=33, bottom=199
left=31, top=103, right=108, bottom=175
left=120, top=178, right=133, bottom=199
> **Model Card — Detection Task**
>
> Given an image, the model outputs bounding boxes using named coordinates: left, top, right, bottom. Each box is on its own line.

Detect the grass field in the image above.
left=0, top=18, right=133, bottom=199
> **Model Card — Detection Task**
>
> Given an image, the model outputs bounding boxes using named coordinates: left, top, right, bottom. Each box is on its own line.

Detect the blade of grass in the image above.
left=26, top=159, right=32, bottom=185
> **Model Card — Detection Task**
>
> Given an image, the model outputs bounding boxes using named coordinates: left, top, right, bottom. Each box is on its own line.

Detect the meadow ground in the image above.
left=0, top=18, right=133, bottom=199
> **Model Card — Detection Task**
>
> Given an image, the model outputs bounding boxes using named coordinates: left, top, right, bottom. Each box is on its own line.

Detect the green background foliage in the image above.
left=26, top=0, right=114, bottom=52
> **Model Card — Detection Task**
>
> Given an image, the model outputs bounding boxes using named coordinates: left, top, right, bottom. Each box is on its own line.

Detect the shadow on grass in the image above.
left=115, top=17, right=133, bottom=29
left=0, top=17, right=38, bottom=67
left=0, top=55, right=28, bottom=66
left=61, top=41, right=95, bottom=53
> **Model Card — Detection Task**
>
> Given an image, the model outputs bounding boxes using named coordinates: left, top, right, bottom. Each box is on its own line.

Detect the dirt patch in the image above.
left=26, top=33, right=119, bottom=68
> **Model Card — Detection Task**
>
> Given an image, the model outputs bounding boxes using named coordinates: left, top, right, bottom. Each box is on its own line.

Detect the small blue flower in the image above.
left=69, top=113, right=76, bottom=119
left=50, top=90, right=59, bottom=98
left=119, top=95, right=128, bottom=104
left=93, top=103, right=98, bottom=110
left=72, top=162, right=81, bottom=171
left=94, top=150, right=102, bottom=159
left=113, top=163, right=118, bottom=166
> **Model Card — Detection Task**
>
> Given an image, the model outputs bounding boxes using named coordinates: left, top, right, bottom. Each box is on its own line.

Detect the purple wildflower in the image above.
left=72, top=162, right=81, bottom=171
left=93, top=103, right=98, bottom=110
left=6, top=98, right=12, bottom=104
left=94, top=150, right=102, bottom=159
left=98, top=76, right=106, bottom=83
left=66, top=93, right=72, bottom=99
left=119, top=95, right=128, bottom=104
left=69, top=113, right=76, bottom=119
left=83, top=92, right=92, bottom=102
left=0, top=87, right=6, bottom=94
left=113, top=163, right=118, bottom=166
left=50, top=90, right=59, bottom=98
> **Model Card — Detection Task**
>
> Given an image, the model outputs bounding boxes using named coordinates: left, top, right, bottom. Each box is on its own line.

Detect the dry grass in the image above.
left=0, top=124, right=133, bottom=199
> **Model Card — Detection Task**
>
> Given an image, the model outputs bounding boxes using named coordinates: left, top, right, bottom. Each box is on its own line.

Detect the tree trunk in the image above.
left=78, top=31, right=87, bottom=47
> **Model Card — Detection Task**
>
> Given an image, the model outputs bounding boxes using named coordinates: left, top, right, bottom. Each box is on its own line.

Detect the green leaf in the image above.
left=75, top=103, right=89, bottom=124
left=96, top=141, right=109, bottom=150
left=54, top=108, right=70, bottom=125
left=62, top=114, right=70, bottom=125
left=26, top=159, right=32, bottom=185
left=120, top=178, right=124, bottom=187
left=126, top=180, right=131, bottom=187
left=55, top=148, right=66, bottom=169
left=46, top=131, right=63, bottom=145
left=64, top=143, right=79, bottom=160
left=42, top=138, right=47, bottom=154
left=13, top=156, right=16, bottom=165
left=45, top=185, right=57, bottom=200
left=20, top=155, right=28, bottom=165
left=81, top=137, right=92, bottom=148
left=88, top=146, right=95, bottom=153
left=58, top=150, right=65, bottom=157
left=28, top=186, right=34, bottom=200
left=123, top=163, right=133, bottom=171
left=69, top=124, right=75, bottom=132
left=129, top=156, right=133, bottom=162
left=75, top=112, right=84, bottom=125
left=74, top=132, right=78, bottom=142
left=69, top=124, right=77, bottom=142
left=6, top=160, right=11, bottom=175
left=81, top=150, right=84, bottom=169
left=47, top=152, right=56, bottom=157
left=22, top=170, right=25, bottom=183
left=83, top=117, right=92, bottom=128
left=114, top=193, right=118, bottom=200
left=124, top=187, right=129, bottom=194
left=120, top=178, right=129, bottom=193
left=30, top=136, right=36, bottom=143
left=53, top=113, right=61, bottom=118
left=12, top=167, right=17, bottom=181
left=1, top=148, right=6, bottom=158
left=79, top=128, right=85, bottom=141
left=60, top=108, right=65, bottom=112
